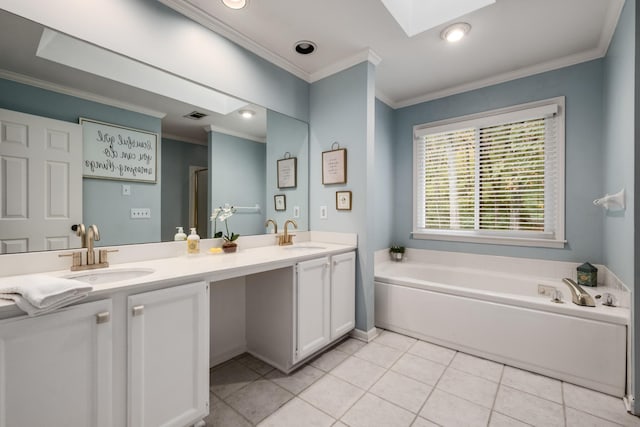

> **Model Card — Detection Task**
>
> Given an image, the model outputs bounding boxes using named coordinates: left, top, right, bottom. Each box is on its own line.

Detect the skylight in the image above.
left=379, top=0, right=494, bottom=37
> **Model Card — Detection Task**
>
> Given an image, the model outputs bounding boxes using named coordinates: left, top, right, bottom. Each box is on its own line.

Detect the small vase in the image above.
left=222, top=242, right=238, bottom=253
left=390, top=252, right=404, bottom=262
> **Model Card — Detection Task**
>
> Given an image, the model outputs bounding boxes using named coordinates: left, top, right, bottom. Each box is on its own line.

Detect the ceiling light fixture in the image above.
left=440, top=22, right=471, bottom=43
left=238, top=109, right=255, bottom=119
left=294, top=41, right=317, bottom=55
left=222, top=0, right=247, bottom=10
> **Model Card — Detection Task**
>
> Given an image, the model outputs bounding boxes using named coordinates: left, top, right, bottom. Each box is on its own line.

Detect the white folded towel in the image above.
left=7, top=293, right=90, bottom=317
left=0, top=274, right=92, bottom=316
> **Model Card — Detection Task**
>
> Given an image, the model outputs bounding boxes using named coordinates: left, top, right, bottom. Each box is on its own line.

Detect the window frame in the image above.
left=412, top=97, right=566, bottom=248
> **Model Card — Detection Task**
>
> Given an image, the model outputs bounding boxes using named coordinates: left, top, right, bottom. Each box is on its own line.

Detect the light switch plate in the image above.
left=320, top=205, right=328, bottom=219
left=293, top=206, right=300, bottom=218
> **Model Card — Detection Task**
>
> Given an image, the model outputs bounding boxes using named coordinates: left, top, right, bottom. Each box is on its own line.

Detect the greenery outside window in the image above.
left=413, top=97, right=565, bottom=248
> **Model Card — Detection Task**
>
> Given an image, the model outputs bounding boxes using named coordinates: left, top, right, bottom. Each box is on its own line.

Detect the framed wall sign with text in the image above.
left=322, top=147, right=347, bottom=185
left=80, top=118, right=157, bottom=183
left=277, top=156, right=297, bottom=188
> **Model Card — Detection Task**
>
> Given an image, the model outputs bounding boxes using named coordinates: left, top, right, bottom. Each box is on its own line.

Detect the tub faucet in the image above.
left=562, top=278, right=596, bottom=307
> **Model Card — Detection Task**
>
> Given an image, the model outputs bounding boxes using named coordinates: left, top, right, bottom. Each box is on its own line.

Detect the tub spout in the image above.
left=562, top=278, right=596, bottom=307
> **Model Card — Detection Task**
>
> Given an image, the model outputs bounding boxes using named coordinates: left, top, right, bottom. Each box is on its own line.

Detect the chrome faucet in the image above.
left=265, top=219, right=278, bottom=234
left=60, top=223, right=117, bottom=271
left=562, top=278, right=596, bottom=307
left=279, top=219, right=298, bottom=246
left=85, top=224, right=100, bottom=265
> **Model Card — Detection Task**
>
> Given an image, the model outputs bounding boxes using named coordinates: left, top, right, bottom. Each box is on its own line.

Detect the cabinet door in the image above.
left=128, top=282, right=209, bottom=427
left=331, top=251, right=356, bottom=340
left=295, top=257, right=330, bottom=361
left=0, top=299, right=113, bottom=427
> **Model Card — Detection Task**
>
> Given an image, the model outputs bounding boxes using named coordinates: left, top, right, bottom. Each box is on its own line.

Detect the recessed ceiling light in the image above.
left=238, top=109, right=255, bottom=119
left=294, top=41, right=317, bottom=55
left=222, top=0, right=247, bottom=10
left=440, top=22, right=471, bottom=43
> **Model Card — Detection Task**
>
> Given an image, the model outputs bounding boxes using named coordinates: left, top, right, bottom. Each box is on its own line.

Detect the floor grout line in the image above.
left=209, top=330, right=636, bottom=427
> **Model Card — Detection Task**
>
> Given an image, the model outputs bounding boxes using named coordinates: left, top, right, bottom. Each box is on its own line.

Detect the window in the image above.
left=413, top=97, right=565, bottom=248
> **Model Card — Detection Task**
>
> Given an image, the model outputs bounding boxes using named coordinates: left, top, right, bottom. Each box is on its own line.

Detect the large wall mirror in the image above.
left=0, top=9, right=309, bottom=252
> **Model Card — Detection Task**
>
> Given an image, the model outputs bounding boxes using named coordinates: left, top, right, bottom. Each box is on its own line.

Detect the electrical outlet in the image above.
left=293, top=206, right=300, bottom=218
left=320, top=205, right=328, bottom=219
left=131, top=208, right=151, bottom=219
left=122, top=184, right=131, bottom=196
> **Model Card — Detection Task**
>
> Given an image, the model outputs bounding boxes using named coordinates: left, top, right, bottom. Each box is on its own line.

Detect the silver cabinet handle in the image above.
left=132, top=305, right=145, bottom=316
left=96, top=311, right=110, bottom=324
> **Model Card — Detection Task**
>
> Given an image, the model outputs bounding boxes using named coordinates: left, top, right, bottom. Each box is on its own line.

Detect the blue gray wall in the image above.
left=208, top=131, right=266, bottom=237
left=0, top=77, right=162, bottom=246
left=600, top=0, right=637, bottom=410
left=393, top=60, right=604, bottom=263
left=161, top=138, right=208, bottom=241
left=603, top=0, right=635, bottom=287
left=266, top=110, right=309, bottom=231
left=310, top=61, right=377, bottom=332
left=374, top=99, right=396, bottom=251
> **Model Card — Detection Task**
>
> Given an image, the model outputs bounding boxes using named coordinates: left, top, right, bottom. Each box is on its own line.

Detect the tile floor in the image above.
left=205, top=330, right=640, bottom=426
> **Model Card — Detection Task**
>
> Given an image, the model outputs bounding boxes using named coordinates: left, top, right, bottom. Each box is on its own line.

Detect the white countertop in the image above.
left=0, top=240, right=356, bottom=318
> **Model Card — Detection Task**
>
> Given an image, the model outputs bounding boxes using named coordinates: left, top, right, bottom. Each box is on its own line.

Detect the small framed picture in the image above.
left=277, top=157, right=297, bottom=188
left=274, top=194, right=286, bottom=211
left=336, top=191, right=352, bottom=211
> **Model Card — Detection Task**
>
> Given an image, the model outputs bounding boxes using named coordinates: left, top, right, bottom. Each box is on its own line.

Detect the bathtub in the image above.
left=375, top=258, right=629, bottom=397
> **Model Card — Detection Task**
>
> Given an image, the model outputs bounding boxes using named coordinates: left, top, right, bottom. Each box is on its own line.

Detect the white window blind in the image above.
left=413, top=98, right=565, bottom=248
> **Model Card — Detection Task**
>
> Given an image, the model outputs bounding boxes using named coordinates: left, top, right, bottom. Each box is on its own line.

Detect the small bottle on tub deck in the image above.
left=187, top=228, right=200, bottom=254
left=577, top=262, right=597, bottom=287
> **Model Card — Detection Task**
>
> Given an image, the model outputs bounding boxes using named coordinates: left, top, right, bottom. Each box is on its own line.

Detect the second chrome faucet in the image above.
left=264, top=219, right=298, bottom=246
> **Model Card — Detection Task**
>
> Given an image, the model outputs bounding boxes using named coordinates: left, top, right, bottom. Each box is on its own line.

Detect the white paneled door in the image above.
left=0, top=108, right=82, bottom=253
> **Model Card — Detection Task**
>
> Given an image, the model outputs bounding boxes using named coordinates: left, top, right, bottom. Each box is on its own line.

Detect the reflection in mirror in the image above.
left=0, top=10, right=309, bottom=253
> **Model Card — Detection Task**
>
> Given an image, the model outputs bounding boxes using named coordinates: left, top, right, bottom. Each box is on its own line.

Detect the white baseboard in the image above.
left=350, top=327, right=379, bottom=342
left=210, top=344, right=246, bottom=368
left=624, top=394, right=636, bottom=415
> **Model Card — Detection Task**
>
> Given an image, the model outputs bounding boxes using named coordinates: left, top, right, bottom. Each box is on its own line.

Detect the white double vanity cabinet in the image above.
left=0, top=242, right=356, bottom=427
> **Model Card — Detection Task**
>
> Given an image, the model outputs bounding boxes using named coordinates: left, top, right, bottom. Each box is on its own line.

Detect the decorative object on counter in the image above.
left=274, top=194, right=286, bottom=211
left=277, top=152, right=297, bottom=188
left=0, top=274, right=92, bottom=317
left=336, top=190, right=352, bottom=210
left=80, top=117, right=158, bottom=183
left=593, top=188, right=625, bottom=211
left=214, top=205, right=239, bottom=253
left=577, top=262, right=597, bottom=287
left=322, top=142, right=347, bottom=185
left=389, top=245, right=405, bottom=262
left=187, top=228, right=200, bottom=254
left=174, top=226, right=187, bottom=241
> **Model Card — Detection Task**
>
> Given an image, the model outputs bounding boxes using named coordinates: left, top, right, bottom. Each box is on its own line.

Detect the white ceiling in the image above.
left=160, top=0, right=623, bottom=108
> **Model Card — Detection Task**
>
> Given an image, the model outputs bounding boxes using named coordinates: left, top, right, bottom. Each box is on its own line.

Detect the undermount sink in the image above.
left=282, top=245, right=327, bottom=251
left=65, top=268, right=155, bottom=284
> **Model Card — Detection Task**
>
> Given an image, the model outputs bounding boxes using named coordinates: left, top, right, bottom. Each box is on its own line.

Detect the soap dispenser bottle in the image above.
left=174, top=226, right=187, bottom=241
left=187, top=228, right=200, bottom=254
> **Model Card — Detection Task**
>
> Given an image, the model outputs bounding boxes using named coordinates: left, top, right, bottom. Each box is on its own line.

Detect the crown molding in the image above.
left=162, top=132, right=208, bottom=146
left=204, top=124, right=266, bottom=143
left=598, top=0, right=624, bottom=55
left=0, top=69, right=167, bottom=118
left=309, top=49, right=382, bottom=83
left=394, top=46, right=609, bottom=109
left=158, top=0, right=310, bottom=82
